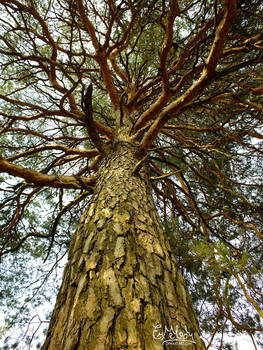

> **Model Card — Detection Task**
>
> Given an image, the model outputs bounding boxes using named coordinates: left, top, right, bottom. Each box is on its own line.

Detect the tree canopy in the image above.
left=0, top=0, right=262, bottom=348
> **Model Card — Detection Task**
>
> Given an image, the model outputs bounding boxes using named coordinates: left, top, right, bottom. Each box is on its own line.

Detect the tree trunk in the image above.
left=42, top=141, right=206, bottom=350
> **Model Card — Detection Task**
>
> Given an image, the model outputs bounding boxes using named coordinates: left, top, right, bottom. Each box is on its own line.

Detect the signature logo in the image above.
left=153, top=324, right=196, bottom=346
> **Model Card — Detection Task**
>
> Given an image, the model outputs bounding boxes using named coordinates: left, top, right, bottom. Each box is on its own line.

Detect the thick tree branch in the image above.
left=76, top=0, right=100, bottom=51
left=159, top=0, right=180, bottom=90
left=129, top=1, right=180, bottom=139
left=131, top=10, right=225, bottom=133
left=93, top=120, right=115, bottom=139
left=107, top=4, right=136, bottom=84
left=139, top=0, right=237, bottom=152
left=83, top=84, right=108, bottom=154
left=96, top=55, right=120, bottom=110
left=0, top=155, right=96, bottom=190
left=76, top=0, right=120, bottom=110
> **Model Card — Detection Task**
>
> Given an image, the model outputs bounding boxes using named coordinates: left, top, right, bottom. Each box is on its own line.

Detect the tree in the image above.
left=0, top=0, right=262, bottom=349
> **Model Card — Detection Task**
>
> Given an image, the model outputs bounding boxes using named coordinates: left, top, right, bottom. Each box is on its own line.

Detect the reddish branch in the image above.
left=130, top=11, right=226, bottom=134
left=0, top=155, right=97, bottom=190
left=139, top=0, right=237, bottom=153
left=159, top=0, right=180, bottom=91
left=76, top=0, right=120, bottom=110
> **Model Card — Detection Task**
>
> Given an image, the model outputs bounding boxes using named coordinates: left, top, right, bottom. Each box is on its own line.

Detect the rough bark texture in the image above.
left=42, top=141, right=206, bottom=350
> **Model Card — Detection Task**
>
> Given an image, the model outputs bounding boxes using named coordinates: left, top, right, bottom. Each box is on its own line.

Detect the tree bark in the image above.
left=41, top=141, right=206, bottom=350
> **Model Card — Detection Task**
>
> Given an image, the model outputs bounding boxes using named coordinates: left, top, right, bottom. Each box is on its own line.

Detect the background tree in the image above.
left=0, top=0, right=262, bottom=349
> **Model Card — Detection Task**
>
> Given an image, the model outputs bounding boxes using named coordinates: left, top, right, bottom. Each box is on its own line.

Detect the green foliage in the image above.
left=0, top=0, right=263, bottom=348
